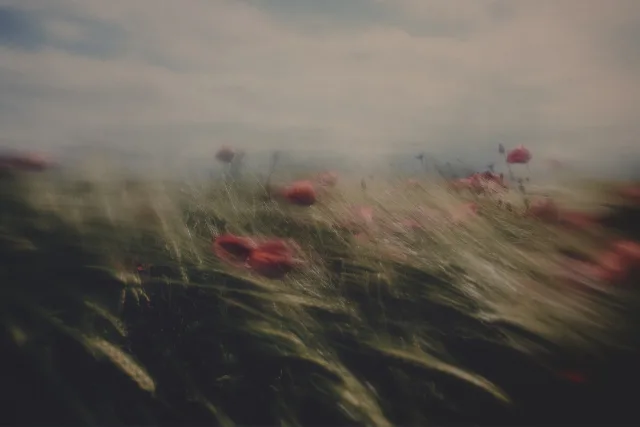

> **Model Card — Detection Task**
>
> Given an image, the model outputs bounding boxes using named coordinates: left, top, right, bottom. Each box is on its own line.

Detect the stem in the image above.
left=264, top=151, right=280, bottom=200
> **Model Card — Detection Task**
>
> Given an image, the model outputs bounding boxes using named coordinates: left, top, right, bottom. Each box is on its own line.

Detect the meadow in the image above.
left=2, top=149, right=640, bottom=426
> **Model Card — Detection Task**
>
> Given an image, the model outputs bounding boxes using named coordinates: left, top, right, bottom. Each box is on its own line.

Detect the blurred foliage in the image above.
left=2, top=171, right=640, bottom=426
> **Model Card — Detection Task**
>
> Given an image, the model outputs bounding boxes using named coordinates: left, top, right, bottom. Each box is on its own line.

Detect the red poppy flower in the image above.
left=609, top=240, right=640, bottom=279
left=247, top=240, right=300, bottom=279
left=593, top=249, right=630, bottom=283
left=580, top=240, right=640, bottom=285
left=254, top=239, right=293, bottom=256
left=506, top=145, right=532, bottom=164
left=215, top=146, right=235, bottom=163
left=212, top=234, right=257, bottom=266
left=281, top=180, right=317, bottom=206
left=564, top=240, right=640, bottom=286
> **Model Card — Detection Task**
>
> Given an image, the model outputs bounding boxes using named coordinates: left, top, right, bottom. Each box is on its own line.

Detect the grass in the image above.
left=2, top=168, right=640, bottom=426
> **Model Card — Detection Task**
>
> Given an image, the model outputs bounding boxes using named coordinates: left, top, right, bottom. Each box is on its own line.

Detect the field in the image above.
left=2, top=161, right=640, bottom=426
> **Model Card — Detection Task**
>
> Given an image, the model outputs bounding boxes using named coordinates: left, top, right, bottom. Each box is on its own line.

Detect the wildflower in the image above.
left=247, top=240, right=300, bottom=279
left=280, top=180, right=317, bottom=206
left=571, top=240, right=640, bottom=285
left=215, top=146, right=235, bottom=163
left=506, top=145, right=532, bottom=164
left=528, top=199, right=602, bottom=231
left=611, top=240, right=640, bottom=266
left=254, top=240, right=293, bottom=257
left=213, top=234, right=303, bottom=279
left=212, top=234, right=257, bottom=267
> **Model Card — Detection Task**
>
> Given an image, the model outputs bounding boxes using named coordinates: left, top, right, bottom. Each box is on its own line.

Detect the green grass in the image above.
left=2, top=170, right=640, bottom=426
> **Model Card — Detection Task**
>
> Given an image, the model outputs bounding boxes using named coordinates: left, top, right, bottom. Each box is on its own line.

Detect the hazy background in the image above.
left=1, top=0, right=639, bottom=177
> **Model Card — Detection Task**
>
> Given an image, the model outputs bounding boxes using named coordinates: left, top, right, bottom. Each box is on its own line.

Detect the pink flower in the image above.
left=611, top=240, right=640, bottom=266
left=528, top=199, right=602, bottom=231
left=566, top=239, right=640, bottom=286
left=247, top=240, right=300, bottom=279
left=212, top=234, right=257, bottom=267
left=212, top=234, right=303, bottom=279
left=506, top=145, right=532, bottom=164
left=280, top=180, right=317, bottom=206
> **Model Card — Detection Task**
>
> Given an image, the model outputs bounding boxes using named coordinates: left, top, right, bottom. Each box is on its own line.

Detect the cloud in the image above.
left=0, top=0, right=639, bottom=173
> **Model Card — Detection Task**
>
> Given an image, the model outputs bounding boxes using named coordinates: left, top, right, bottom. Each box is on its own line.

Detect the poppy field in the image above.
left=2, top=146, right=640, bottom=426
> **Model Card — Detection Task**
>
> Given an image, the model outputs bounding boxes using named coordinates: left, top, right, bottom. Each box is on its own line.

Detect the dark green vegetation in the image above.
left=2, top=172, right=640, bottom=426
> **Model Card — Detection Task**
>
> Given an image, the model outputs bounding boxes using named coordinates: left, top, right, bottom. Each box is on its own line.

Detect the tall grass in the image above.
left=2, top=169, right=640, bottom=426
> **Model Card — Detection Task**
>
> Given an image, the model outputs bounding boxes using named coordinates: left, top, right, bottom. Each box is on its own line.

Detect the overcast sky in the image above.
left=0, top=0, right=639, bottom=173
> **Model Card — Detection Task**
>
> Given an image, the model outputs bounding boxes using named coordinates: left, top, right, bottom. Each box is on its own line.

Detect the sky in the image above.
left=0, top=0, right=639, bottom=174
